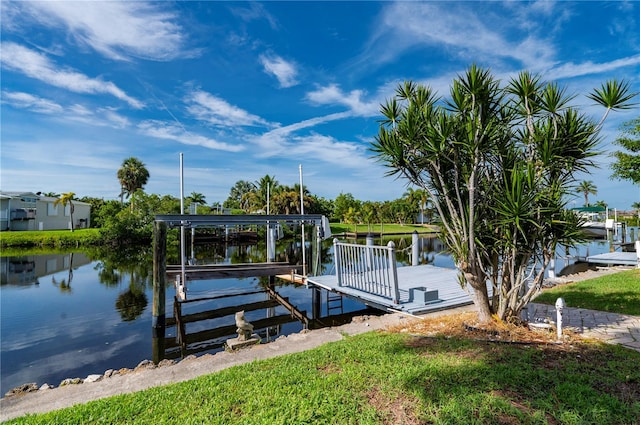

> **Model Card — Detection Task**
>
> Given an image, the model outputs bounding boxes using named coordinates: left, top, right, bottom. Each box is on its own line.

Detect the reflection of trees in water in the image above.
left=90, top=245, right=153, bottom=289
left=51, top=253, right=74, bottom=293
left=116, top=286, right=148, bottom=321
left=87, top=245, right=153, bottom=321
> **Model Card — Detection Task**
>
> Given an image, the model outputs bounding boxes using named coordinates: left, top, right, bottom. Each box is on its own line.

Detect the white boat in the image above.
left=572, top=206, right=613, bottom=239
left=581, top=220, right=609, bottom=238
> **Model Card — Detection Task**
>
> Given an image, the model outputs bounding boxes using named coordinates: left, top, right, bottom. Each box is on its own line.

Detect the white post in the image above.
left=412, top=231, right=419, bottom=266
left=635, top=240, right=640, bottom=269
left=179, top=153, right=186, bottom=290
left=555, top=297, right=565, bottom=340
left=299, top=164, right=306, bottom=276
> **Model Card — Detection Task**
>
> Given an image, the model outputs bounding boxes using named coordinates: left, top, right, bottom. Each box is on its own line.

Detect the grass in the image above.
left=8, top=328, right=639, bottom=425
left=330, top=222, right=438, bottom=235
left=0, top=228, right=102, bottom=249
left=534, top=269, right=640, bottom=315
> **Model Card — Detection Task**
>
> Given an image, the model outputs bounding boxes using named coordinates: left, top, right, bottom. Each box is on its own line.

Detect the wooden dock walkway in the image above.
left=583, top=251, right=638, bottom=267
left=306, top=264, right=479, bottom=315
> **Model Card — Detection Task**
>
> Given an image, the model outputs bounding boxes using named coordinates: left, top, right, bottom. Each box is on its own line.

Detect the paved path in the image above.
left=527, top=303, right=640, bottom=352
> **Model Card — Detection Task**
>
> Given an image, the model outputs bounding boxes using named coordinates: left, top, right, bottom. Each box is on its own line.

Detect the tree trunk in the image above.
left=464, top=269, right=493, bottom=323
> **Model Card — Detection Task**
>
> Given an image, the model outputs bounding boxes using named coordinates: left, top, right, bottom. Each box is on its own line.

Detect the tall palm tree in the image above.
left=256, top=175, right=279, bottom=213
left=117, top=157, right=150, bottom=207
left=54, top=192, right=76, bottom=232
left=187, top=192, right=206, bottom=214
left=577, top=180, right=598, bottom=207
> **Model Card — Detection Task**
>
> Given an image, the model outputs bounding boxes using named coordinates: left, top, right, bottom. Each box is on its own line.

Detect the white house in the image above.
left=0, top=191, right=91, bottom=231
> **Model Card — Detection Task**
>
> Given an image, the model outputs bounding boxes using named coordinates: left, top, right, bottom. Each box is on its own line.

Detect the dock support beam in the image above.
left=152, top=221, right=167, bottom=338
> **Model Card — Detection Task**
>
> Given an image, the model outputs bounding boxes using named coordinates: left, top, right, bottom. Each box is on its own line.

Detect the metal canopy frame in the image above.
left=155, top=214, right=325, bottom=229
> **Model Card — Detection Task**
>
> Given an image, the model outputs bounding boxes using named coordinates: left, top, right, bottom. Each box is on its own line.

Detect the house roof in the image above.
left=0, top=191, right=90, bottom=206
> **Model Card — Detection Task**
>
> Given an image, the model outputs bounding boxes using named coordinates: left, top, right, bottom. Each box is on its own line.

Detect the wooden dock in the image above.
left=167, top=262, right=302, bottom=280
left=583, top=251, right=638, bottom=267
left=306, top=264, right=481, bottom=315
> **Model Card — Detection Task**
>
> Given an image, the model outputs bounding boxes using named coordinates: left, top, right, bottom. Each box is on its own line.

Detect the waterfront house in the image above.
left=0, top=191, right=91, bottom=231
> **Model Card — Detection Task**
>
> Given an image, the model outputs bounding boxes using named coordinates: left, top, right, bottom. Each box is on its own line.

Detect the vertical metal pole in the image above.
left=412, top=231, right=419, bottom=266
left=179, top=153, right=186, bottom=288
left=299, top=164, right=306, bottom=276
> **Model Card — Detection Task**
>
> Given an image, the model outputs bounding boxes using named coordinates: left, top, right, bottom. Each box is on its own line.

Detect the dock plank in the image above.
left=306, top=264, right=481, bottom=315
left=585, top=252, right=638, bottom=266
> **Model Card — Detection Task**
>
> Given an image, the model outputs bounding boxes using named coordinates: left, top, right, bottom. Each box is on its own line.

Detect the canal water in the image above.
left=0, top=234, right=450, bottom=395
left=1, top=230, right=634, bottom=395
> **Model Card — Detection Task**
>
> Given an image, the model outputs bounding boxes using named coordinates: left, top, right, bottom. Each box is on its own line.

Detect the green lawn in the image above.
left=0, top=228, right=102, bottom=249
left=9, top=332, right=639, bottom=425
left=330, top=222, right=438, bottom=235
left=534, top=269, right=640, bottom=315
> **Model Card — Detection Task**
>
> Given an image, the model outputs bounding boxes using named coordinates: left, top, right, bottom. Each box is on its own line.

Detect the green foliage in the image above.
left=332, top=192, right=361, bottom=222
left=610, top=117, right=640, bottom=185
left=117, top=157, right=150, bottom=201
left=372, top=65, right=636, bottom=322
left=99, top=192, right=180, bottom=245
left=576, top=180, right=598, bottom=207
left=534, top=269, right=640, bottom=315
left=14, top=332, right=640, bottom=424
left=0, top=229, right=102, bottom=249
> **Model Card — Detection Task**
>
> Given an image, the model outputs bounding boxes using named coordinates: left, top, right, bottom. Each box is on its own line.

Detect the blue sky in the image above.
left=1, top=1, right=639, bottom=210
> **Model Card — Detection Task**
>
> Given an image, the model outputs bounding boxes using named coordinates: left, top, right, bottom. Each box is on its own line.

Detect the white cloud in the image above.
left=1, top=42, right=143, bottom=109
left=546, top=55, right=640, bottom=80
left=1, top=91, right=63, bottom=114
left=14, top=1, right=191, bottom=61
left=306, top=84, right=378, bottom=116
left=138, top=120, right=245, bottom=152
left=364, top=2, right=555, bottom=70
left=186, top=90, right=271, bottom=128
left=229, top=2, right=279, bottom=30
left=259, top=54, right=299, bottom=88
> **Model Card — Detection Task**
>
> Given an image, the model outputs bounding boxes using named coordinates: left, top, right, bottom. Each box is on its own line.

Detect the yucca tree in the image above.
left=54, top=192, right=76, bottom=232
left=117, top=157, right=150, bottom=208
left=372, top=65, right=636, bottom=323
left=577, top=180, right=598, bottom=207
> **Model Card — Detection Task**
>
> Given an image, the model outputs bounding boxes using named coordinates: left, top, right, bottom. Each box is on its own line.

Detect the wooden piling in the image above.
left=152, top=221, right=167, bottom=336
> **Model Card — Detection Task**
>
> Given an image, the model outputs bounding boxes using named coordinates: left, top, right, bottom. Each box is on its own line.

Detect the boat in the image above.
left=571, top=206, right=613, bottom=239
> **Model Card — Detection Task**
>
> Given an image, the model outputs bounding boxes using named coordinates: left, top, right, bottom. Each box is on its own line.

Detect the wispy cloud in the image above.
left=229, top=2, right=279, bottom=30
left=362, top=2, right=555, bottom=71
left=186, top=90, right=272, bottom=128
left=11, top=1, right=192, bottom=61
left=546, top=55, right=640, bottom=80
left=1, top=91, right=63, bottom=114
left=2, top=90, right=132, bottom=129
left=1, top=42, right=144, bottom=109
left=138, top=120, right=245, bottom=152
left=259, top=54, right=299, bottom=88
left=306, top=84, right=378, bottom=116
left=252, top=130, right=370, bottom=169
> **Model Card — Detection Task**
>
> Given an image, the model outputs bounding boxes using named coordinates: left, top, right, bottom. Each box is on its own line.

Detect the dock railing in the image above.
left=333, top=238, right=400, bottom=304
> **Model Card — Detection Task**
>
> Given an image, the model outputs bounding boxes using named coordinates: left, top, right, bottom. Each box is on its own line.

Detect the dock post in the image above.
left=333, top=238, right=342, bottom=287
left=387, top=241, right=400, bottom=304
left=152, top=221, right=167, bottom=340
left=411, top=231, right=419, bottom=266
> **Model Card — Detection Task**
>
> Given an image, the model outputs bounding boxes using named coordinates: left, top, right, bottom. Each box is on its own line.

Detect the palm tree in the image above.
left=187, top=192, right=206, bottom=214
left=54, top=192, right=76, bottom=232
left=117, top=157, right=150, bottom=207
left=256, top=175, right=278, bottom=213
left=577, top=180, right=598, bottom=207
